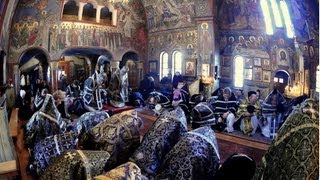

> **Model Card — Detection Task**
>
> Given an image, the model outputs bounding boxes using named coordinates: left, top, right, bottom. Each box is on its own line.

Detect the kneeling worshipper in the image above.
left=147, top=91, right=171, bottom=110
left=78, top=111, right=142, bottom=171
left=25, top=94, right=69, bottom=148
left=156, top=126, right=220, bottom=179
left=67, top=111, right=110, bottom=135
left=254, top=98, right=319, bottom=179
left=190, top=102, right=215, bottom=129
left=40, top=150, right=110, bottom=180
left=129, top=107, right=188, bottom=178
left=236, top=91, right=261, bottom=136
left=94, top=162, right=147, bottom=180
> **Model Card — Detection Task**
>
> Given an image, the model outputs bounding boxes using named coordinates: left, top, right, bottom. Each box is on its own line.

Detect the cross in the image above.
left=64, top=152, right=77, bottom=160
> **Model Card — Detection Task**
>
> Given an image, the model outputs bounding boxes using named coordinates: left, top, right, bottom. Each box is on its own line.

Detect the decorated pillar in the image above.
left=50, top=61, right=58, bottom=92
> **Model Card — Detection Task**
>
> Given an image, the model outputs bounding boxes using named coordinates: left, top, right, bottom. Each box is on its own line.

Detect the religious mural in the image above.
left=217, top=0, right=265, bottom=30
left=9, top=0, right=147, bottom=62
left=141, top=0, right=197, bottom=32
left=287, top=0, right=319, bottom=41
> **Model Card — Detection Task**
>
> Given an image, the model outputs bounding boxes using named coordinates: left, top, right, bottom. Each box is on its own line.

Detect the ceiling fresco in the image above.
left=141, top=0, right=196, bottom=32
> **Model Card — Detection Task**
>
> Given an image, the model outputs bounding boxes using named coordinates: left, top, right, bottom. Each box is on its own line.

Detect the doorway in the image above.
left=273, top=70, right=291, bottom=94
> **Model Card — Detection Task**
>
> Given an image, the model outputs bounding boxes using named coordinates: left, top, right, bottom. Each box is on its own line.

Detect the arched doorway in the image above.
left=120, top=51, right=141, bottom=89
left=18, top=48, right=50, bottom=96
left=274, top=70, right=291, bottom=94
left=60, top=47, right=113, bottom=89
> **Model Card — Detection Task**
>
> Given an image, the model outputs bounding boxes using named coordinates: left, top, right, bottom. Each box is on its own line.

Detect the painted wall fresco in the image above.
left=149, top=27, right=197, bottom=60
left=216, top=0, right=319, bottom=96
left=141, top=0, right=198, bottom=32
left=287, top=0, right=319, bottom=41
left=9, top=0, right=147, bottom=62
left=217, top=0, right=265, bottom=31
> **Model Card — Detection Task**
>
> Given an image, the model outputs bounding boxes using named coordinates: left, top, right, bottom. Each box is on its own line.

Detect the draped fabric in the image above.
left=25, top=94, right=67, bottom=148
left=95, top=162, right=146, bottom=180
left=156, top=126, right=220, bottom=179
left=254, top=99, right=319, bottom=179
left=68, top=111, right=110, bottom=135
left=108, top=67, right=129, bottom=108
left=29, top=132, right=78, bottom=176
left=191, top=102, right=215, bottom=128
left=33, top=91, right=44, bottom=111
left=130, top=107, right=188, bottom=178
left=78, top=111, right=142, bottom=170
left=0, top=96, right=16, bottom=163
left=40, top=150, right=110, bottom=180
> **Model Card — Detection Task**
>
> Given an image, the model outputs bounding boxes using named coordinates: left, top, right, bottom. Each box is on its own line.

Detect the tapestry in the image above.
left=156, top=126, right=220, bottom=179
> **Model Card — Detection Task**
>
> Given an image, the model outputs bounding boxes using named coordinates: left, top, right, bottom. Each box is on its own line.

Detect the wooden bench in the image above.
left=0, top=108, right=19, bottom=179
left=9, top=108, right=18, bottom=140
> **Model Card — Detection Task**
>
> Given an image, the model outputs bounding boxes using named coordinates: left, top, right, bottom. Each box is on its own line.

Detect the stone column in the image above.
left=78, top=2, right=85, bottom=21
left=112, top=9, right=117, bottom=26
left=96, top=5, right=103, bottom=23
left=50, top=61, right=58, bottom=92
left=13, top=64, right=19, bottom=95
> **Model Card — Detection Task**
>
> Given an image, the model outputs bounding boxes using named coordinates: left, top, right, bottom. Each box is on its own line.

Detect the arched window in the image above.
left=160, top=51, right=169, bottom=80
left=62, top=0, right=79, bottom=21
left=260, top=0, right=295, bottom=38
left=234, top=56, right=244, bottom=88
left=100, top=6, right=112, bottom=25
left=172, top=51, right=182, bottom=75
left=82, top=3, right=96, bottom=22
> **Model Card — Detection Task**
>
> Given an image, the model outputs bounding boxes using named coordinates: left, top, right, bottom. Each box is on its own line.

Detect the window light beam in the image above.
left=270, top=0, right=283, bottom=27
left=279, top=0, right=295, bottom=38
left=260, top=0, right=274, bottom=35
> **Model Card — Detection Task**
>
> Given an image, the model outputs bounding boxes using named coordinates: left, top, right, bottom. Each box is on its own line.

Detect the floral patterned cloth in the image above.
left=78, top=111, right=142, bottom=170
left=254, top=98, right=319, bottom=179
left=156, top=126, right=220, bottom=179
left=130, top=107, right=188, bottom=178
left=40, top=150, right=110, bottom=180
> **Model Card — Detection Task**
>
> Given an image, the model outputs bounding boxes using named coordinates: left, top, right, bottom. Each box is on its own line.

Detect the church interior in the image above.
left=0, top=0, right=319, bottom=179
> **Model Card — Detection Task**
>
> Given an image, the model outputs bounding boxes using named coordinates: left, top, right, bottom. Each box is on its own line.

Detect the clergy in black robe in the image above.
left=254, top=98, right=319, bottom=179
